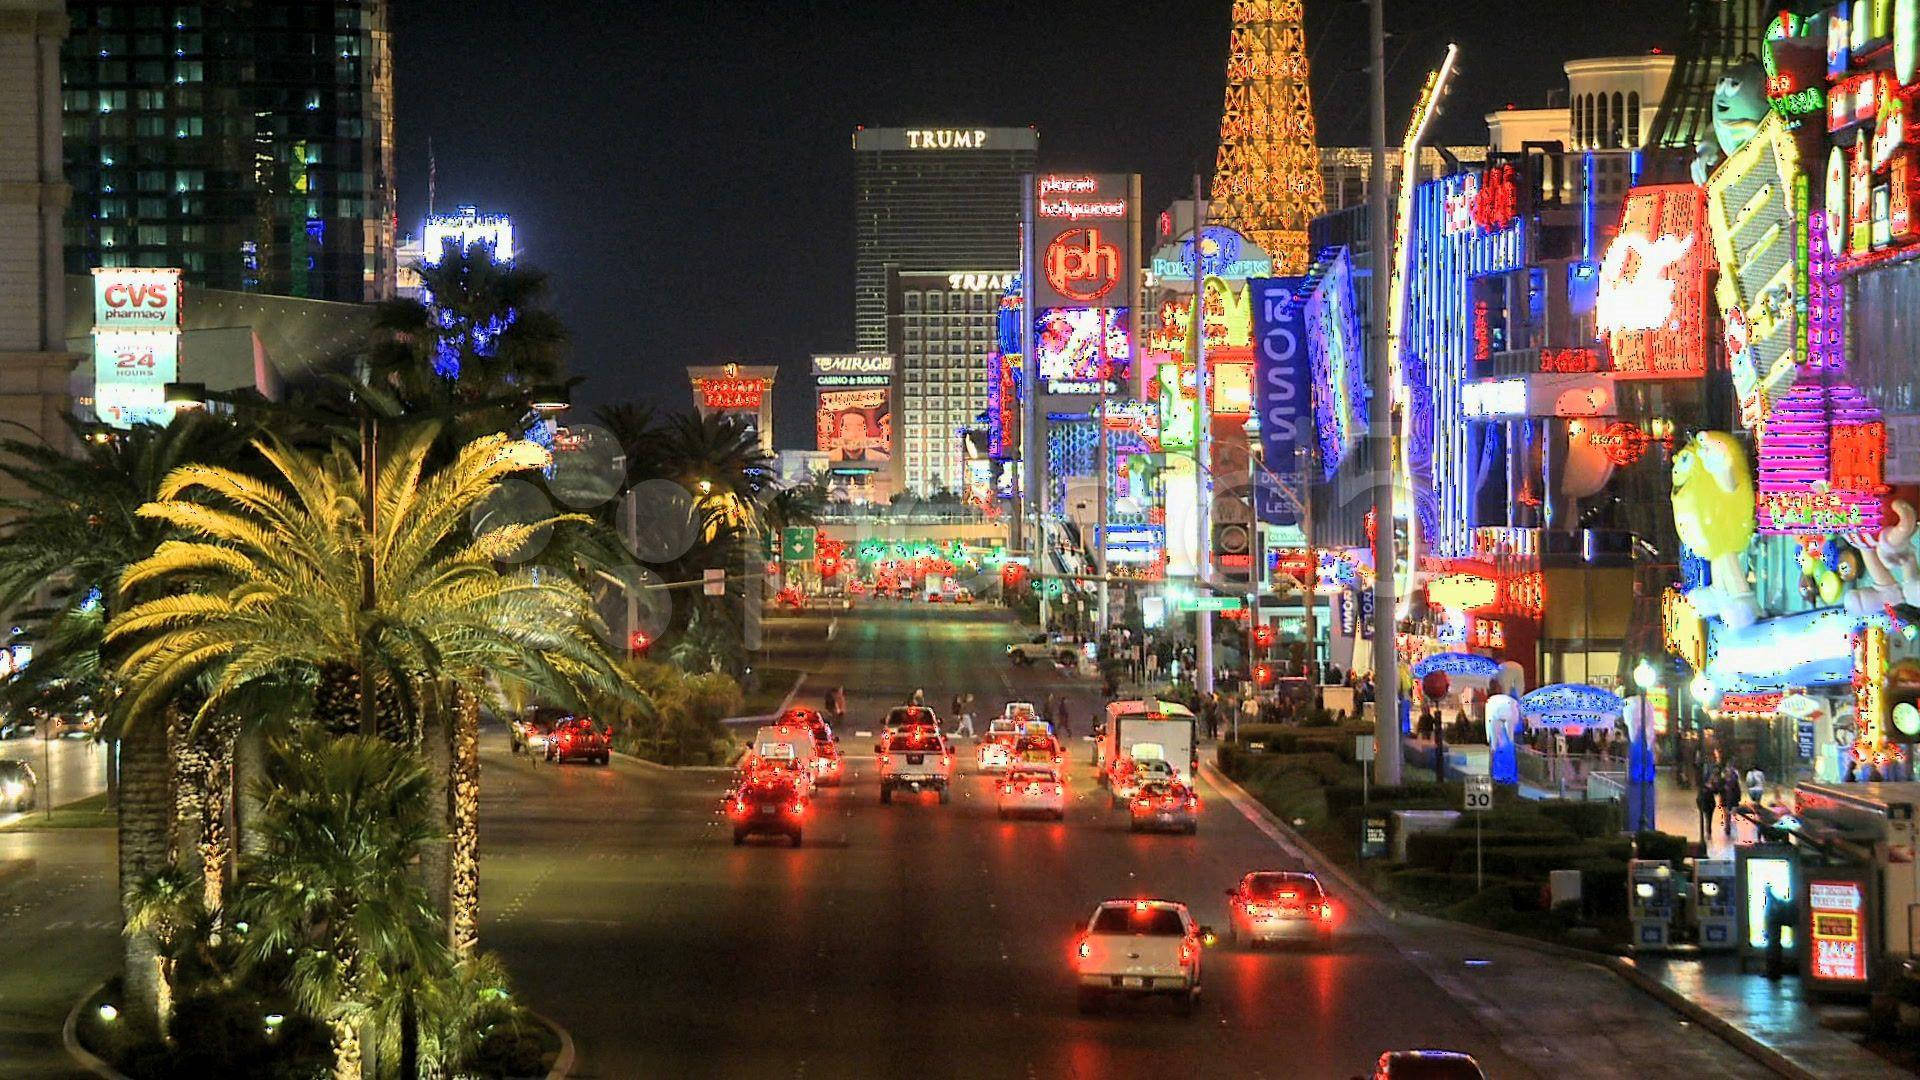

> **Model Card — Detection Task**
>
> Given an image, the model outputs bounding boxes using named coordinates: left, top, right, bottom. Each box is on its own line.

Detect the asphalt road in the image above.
left=0, top=734, right=110, bottom=825
left=478, top=603, right=1757, bottom=1079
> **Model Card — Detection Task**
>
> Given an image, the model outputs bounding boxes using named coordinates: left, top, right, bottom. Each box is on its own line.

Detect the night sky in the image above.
left=389, top=0, right=1687, bottom=448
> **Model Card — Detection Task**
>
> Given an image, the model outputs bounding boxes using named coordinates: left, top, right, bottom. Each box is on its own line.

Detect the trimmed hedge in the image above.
left=1404, top=829, right=1576, bottom=873
left=1534, top=799, right=1620, bottom=839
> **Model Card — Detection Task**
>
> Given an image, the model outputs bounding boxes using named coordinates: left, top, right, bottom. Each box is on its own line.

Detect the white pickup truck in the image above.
left=876, top=728, right=954, bottom=804
left=1005, top=633, right=1080, bottom=667
left=1071, top=899, right=1211, bottom=1016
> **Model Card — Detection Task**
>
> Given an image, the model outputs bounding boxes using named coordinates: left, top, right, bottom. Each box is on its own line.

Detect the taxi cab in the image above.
left=1010, top=722, right=1065, bottom=775
left=977, top=719, right=1023, bottom=772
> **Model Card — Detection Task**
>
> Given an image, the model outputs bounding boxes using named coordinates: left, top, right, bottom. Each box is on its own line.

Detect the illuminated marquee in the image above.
left=1035, top=307, right=1129, bottom=392
left=1442, top=163, right=1521, bottom=236
left=1705, top=112, right=1802, bottom=426
left=1598, top=185, right=1711, bottom=379
left=1302, top=247, right=1366, bottom=481
left=93, top=267, right=181, bottom=329
left=92, top=268, right=183, bottom=429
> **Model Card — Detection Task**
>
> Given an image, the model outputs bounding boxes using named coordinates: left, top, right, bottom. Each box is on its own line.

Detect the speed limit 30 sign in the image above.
left=1464, top=774, right=1493, bottom=812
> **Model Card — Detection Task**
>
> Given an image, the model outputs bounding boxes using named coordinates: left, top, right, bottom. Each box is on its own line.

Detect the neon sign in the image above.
left=1442, top=163, right=1521, bottom=236
left=904, top=128, right=991, bottom=149
left=1808, top=880, right=1868, bottom=983
left=1705, top=113, right=1801, bottom=425
left=1540, top=348, right=1599, bottom=373
left=1303, top=247, right=1366, bottom=480
left=1462, top=379, right=1527, bottom=418
left=696, top=378, right=766, bottom=410
left=1043, top=228, right=1123, bottom=302
left=1598, top=185, right=1710, bottom=379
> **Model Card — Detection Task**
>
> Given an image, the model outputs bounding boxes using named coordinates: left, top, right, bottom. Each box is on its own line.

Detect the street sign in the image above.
left=1465, top=774, right=1493, bottom=812
left=1361, top=816, right=1389, bottom=860
left=1179, top=595, right=1244, bottom=612
left=781, top=527, right=816, bottom=563
left=1355, top=735, right=1377, bottom=762
left=703, top=568, right=727, bottom=597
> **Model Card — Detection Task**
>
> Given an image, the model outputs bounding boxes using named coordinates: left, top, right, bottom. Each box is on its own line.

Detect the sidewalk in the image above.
left=1234, top=736, right=1911, bottom=1078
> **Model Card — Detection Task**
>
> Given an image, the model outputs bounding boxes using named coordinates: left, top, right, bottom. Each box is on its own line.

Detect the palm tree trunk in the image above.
left=167, top=718, right=234, bottom=931
left=419, top=698, right=451, bottom=947
left=233, top=724, right=267, bottom=862
left=118, top=712, right=173, bottom=1032
left=328, top=1015, right=362, bottom=1080
left=449, top=688, right=480, bottom=956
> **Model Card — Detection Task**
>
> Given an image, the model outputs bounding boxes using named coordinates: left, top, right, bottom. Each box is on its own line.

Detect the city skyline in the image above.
left=386, top=0, right=1684, bottom=446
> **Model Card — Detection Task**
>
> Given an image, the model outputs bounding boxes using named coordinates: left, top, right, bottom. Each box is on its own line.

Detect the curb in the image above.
left=1200, top=758, right=1814, bottom=1080
left=63, top=979, right=130, bottom=1080
left=533, top=1008, right=576, bottom=1080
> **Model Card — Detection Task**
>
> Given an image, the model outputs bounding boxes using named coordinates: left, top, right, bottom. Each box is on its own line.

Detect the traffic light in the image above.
left=1887, top=663, right=1920, bottom=743
left=1253, top=624, right=1276, bottom=650
left=628, top=630, right=652, bottom=655
left=1254, top=663, right=1274, bottom=686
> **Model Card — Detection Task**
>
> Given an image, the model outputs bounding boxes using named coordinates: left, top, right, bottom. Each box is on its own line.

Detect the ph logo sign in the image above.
left=93, top=268, right=182, bottom=329
left=1043, top=227, right=1121, bottom=303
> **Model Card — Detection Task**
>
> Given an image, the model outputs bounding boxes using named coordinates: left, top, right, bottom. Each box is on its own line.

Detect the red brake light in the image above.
left=1002, top=784, right=1014, bottom=795
left=1320, top=902, right=1334, bottom=921
left=1076, top=939, right=1091, bottom=961
left=1133, top=798, right=1151, bottom=810
left=1178, top=940, right=1195, bottom=965
left=1279, top=890, right=1297, bottom=901
left=789, top=801, right=806, bottom=815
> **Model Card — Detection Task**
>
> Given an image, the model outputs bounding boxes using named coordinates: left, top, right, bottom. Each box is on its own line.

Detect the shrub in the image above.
left=1378, top=868, right=1523, bottom=908
left=1325, top=781, right=1451, bottom=817
left=1535, top=799, right=1620, bottom=839
left=1468, top=843, right=1613, bottom=879
left=1404, top=830, right=1575, bottom=873
left=1632, top=830, right=1691, bottom=862
left=1238, top=751, right=1348, bottom=788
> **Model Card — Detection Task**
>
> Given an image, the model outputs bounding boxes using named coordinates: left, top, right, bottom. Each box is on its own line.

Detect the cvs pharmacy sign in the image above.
left=93, top=268, right=182, bottom=329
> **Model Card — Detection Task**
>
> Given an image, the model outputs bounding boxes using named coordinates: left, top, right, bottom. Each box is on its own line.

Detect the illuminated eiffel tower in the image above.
left=1210, top=0, right=1325, bottom=274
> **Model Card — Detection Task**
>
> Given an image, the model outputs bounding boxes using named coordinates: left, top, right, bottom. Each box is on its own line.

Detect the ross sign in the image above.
left=1250, top=276, right=1309, bottom=526
left=1179, top=595, right=1244, bottom=612
left=703, top=567, right=727, bottom=597
left=1807, top=879, right=1868, bottom=983
left=1029, top=174, right=1135, bottom=311
left=1598, top=185, right=1712, bottom=380
left=1464, top=774, right=1493, bottom=811
left=92, top=267, right=182, bottom=329
left=92, top=330, right=178, bottom=428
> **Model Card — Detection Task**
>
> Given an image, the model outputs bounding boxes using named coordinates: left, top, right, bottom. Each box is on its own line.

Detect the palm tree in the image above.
left=107, top=424, right=636, bottom=955
left=234, top=728, right=447, bottom=1080
left=367, top=244, right=567, bottom=438
left=650, top=411, right=772, bottom=519
left=0, top=413, right=254, bottom=1031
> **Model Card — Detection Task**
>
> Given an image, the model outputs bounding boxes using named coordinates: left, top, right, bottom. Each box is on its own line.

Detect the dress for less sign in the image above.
left=91, top=268, right=183, bottom=428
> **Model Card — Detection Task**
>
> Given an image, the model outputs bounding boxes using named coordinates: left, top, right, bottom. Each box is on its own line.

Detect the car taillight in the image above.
left=1002, top=784, right=1014, bottom=795
left=1052, top=754, right=1062, bottom=765
left=730, top=799, right=747, bottom=816
left=1319, top=902, right=1334, bottom=922
left=1048, top=784, right=1062, bottom=795
left=1133, top=798, right=1151, bottom=811
left=789, top=801, right=806, bottom=815
left=1178, top=940, right=1195, bottom=965
left=1076, top=939, right=1091, bottom=961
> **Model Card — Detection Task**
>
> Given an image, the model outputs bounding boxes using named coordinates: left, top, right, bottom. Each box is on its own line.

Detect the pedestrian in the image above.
left=1053, top=695, right=1070, bottom=734
left=1240, top=691, right=1260, bottom=736
left=1694, top=770, right=1718, bottom=846
left=1764, top=883, right=1794, bottom=980
left=954, top=693, right=976, bottom=738
left=951, top=693, right=965, bottom=723
left=1720, top=765, right=1742, bottom=836
left=1843, top=754, right=1859, bottom=783
left=1744, top=763, right=1766, bottom=806
left=826, top=686, right=847, bottom=728
left=1203, top=692, right=1220, bottom=741
left=909, top=687, right=925, bottom=706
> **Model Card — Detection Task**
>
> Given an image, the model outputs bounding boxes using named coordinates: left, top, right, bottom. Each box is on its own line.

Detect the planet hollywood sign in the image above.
left=1036, top=175, right=1129, bottom=221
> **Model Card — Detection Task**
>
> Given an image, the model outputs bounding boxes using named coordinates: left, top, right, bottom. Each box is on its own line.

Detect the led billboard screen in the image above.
left=1035, top=307, right=1130, bottom=393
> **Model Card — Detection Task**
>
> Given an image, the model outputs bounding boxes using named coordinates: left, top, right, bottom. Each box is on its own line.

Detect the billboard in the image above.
left=1303, top=247, right=1366, bottom=479
left=93, top=331, right=178, bottom=428
left=1029, top=174, right=1135, bottom=310
left=1598, top=185, right=1712, bottom=379
left=1035, top=307, right=1129, bottom=393
left=1705, top=112, right=1802, bottom=427
left=92, top=268, right=181, bottom=329
left=817, top=388, right=892, bottom=467
left=1251, top=276, right=1309, bottom=526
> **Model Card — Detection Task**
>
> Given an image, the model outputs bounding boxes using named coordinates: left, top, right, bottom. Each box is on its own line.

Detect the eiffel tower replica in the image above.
left=1641, top=0, right=1769, bottom=178
left=1210, top=0, right=1324, bottom=275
